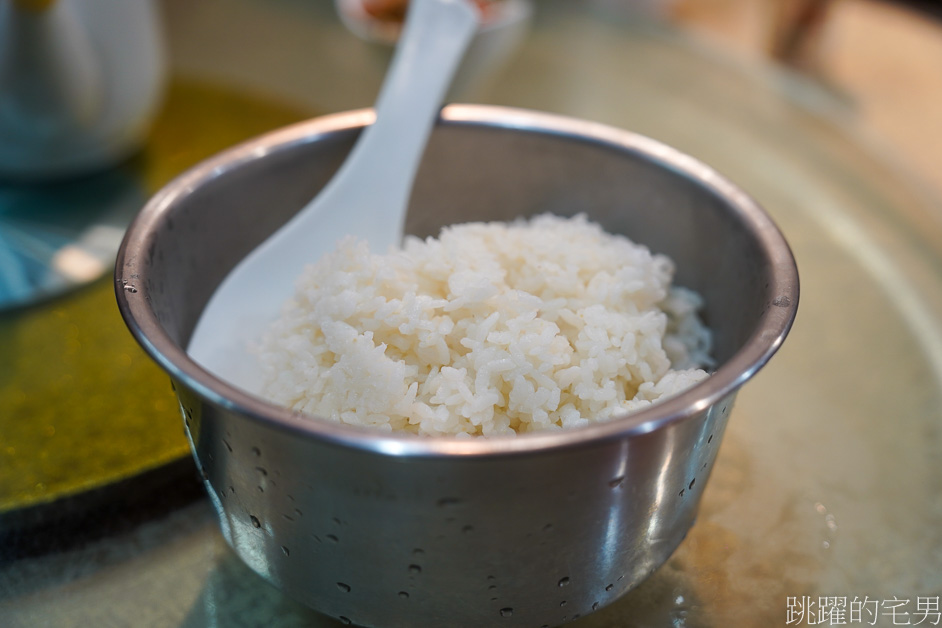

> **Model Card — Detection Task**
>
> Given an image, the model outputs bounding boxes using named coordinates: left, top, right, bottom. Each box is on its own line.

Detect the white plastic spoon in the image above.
left=187, top=0, right=480, bottom=392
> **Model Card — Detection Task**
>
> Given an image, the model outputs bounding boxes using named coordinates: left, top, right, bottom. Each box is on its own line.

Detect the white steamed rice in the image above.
left=256, top=213, right=713, bottom=436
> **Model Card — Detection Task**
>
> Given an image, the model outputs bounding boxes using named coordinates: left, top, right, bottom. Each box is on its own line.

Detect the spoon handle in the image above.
left=187, top=0, right=479, bottom=389
left=298, top=0, right=480, bottom=245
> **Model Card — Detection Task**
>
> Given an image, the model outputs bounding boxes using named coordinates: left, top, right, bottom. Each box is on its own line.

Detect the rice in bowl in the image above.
left=256, top=213, right=712, bottom=436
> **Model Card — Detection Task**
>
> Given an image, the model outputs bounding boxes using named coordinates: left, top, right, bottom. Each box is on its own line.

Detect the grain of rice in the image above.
left=256, top=213, right=712, bottom=436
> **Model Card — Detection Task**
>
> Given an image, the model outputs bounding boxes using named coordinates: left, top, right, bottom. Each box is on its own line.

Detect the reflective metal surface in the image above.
left=2, top=0, right=941, bottom=626
left=115, top=106, right=796, bottom=626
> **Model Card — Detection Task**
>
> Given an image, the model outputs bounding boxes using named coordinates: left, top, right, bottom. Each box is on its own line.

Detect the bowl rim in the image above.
left=115, top=103, right=799, bottom=458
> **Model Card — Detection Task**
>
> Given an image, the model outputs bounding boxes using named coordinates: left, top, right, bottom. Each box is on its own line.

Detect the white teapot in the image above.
left=0, top=0, right=164, bottom=179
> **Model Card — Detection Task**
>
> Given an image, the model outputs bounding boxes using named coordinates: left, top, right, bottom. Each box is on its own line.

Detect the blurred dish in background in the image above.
left=335, top=0, right=533, bottom=98
left=0, top=0, right=165, bottom=180
left=0, top=78, right=311, bottom=556
left=0, top=169, right=145, bottom=311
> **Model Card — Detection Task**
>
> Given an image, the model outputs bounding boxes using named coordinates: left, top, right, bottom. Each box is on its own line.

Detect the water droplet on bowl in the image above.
left=398, top=591, right=409, bottom=599
left=558, top=577, right=570, bottom=587
left=337, top=582, right=351, bottom=593
left=327, top=534, right=339, bottom=543
left=250, top=515, right=260, bottom=528
left=608, top=476, right=624, bottom=488
left=500, top=608, right=513, bottom=618
left=408, top=564, right=422, bottom=575
left=251, top=446, right=261, bottom=457
left=606, top=584, right=614, bottom=592
left=281, top=545, right=290, bottom=556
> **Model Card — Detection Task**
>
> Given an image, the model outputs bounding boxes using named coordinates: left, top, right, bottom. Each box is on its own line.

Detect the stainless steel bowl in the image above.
left=116, top=105, right=798, bottom=627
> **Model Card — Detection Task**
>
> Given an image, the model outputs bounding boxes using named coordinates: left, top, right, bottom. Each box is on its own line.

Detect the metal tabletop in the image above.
left=2, top=0, right=941, bottom=626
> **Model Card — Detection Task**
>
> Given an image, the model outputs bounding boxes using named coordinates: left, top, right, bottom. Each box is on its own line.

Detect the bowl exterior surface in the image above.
left=178, top=382, right=735, bottom=627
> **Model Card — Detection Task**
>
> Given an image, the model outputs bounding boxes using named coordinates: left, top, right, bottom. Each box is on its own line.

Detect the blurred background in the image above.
left=671, top=0, right=942, bottom=196
left=162, top=0, right=942, bottom=195
left=2, top=0, right=941, bottom=626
